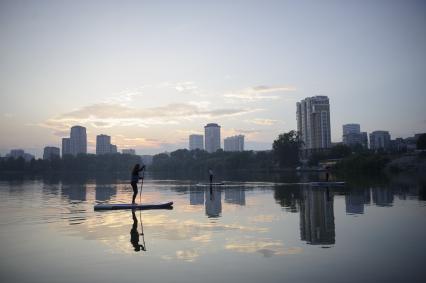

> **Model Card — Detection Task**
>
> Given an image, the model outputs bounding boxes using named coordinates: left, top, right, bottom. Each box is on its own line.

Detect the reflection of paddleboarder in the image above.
left=130, top=210, right=145, bottom=252
left=209, top=168, right=213, bottom=184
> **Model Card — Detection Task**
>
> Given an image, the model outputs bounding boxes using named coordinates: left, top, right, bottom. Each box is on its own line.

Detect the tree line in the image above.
left=0, top=153, right=141, bottom=173
left=2, top=131, right=423, bottom=175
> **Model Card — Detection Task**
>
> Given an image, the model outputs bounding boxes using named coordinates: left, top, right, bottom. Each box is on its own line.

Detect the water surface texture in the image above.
left=0, top=176, right=425, bottom=283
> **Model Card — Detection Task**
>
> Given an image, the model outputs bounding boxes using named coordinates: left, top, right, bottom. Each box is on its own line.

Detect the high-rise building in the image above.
left=342, top=124, right=360, bottom=135
left=96, top=134, right=111, bottom=155
left=204, top=123, right=221, bottom=153
left=96, top=134, right=118, bottom=154
left=62, top=138, right=71, bottom=156
left=189, top=134, right=204, bottom=150
left=369, top=131, right=391, bottom=151
left=70, top=126, right=87, bottom=156
left=43, top=146, right=60, bottom=160
left=224, top=135, right=245, bottom=152
left=342, top=124, right=368, bottom=148
left=296, top=96, right=331, bottom=150
left=122, top=149, right=136, bottom=155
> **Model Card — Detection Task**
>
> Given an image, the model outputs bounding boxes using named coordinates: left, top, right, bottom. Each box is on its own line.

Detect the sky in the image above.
left=1, top=0, right=425, bottom=157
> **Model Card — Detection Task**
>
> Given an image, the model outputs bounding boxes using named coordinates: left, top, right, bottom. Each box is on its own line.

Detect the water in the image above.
left=0, top=174, right=425, bottom=283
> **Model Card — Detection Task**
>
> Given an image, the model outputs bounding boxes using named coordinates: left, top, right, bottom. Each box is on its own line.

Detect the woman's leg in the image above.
left=131, top=182, right=138, bottom=204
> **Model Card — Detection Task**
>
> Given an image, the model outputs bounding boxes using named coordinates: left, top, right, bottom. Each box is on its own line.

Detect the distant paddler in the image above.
left=131, top=163, right=145, bottom=204
left=208, top=168, right=214, bottom=184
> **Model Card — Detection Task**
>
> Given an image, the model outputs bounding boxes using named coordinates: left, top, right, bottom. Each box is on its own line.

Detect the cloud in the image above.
left=175, top=81, right=198, bottom=93
left=224, top=85, right=296, bottom=102
left=40, top=102, right=258, bottom=136
left=247, top=118, right=279, bottom=126
left=225, top=238, right=303, bottom=257
left=222, top=128, right=261, bottom=139
left=113, top=136, right=164, bottom=149
left=103, top=89, right=144, bottom=105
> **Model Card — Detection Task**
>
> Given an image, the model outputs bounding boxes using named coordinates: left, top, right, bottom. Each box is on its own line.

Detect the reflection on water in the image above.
left=225, top=187, right=246, bottom=205
left=0, top=174, right=426, bottom=283
left=95, top=184, right=117, bottom=202
left=130, top=210, right=146, bottom=252
left=205, top=187, right=222, bottom=218
left=345, top=187, right=370, bottom=215
left=299, top=187, right=335, bottom=245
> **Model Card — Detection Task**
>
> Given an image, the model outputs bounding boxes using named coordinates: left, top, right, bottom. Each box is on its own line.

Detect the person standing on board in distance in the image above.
left=325, top=166, right=331, bottom=182
left=131, top=163, right=145, bottom=204
left=209, top=168, right=214, bottom=184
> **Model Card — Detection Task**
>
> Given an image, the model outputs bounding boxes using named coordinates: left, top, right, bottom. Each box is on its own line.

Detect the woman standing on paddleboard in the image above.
left=131, top=164, right=145, bottom=204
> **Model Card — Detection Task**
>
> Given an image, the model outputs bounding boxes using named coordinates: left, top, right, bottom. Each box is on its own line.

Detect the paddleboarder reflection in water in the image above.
left=131, top=163, right=145, bottom=204
left=130, top=210, right=146, bottom=252
left=209, top=168, right=214, bottom=184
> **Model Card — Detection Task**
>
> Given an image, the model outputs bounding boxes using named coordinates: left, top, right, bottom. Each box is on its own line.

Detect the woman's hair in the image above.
left=132, top=164, right=140, bottom=174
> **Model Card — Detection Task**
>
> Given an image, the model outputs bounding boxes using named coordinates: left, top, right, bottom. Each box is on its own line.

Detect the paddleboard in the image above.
left=94, top=201, right=173, bottom=211
left=196, top=182, right=225, bottom=186
left=310, top=182, right=345, bottom=186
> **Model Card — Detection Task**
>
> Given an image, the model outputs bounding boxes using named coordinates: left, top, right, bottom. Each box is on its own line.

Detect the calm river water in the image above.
left=0, top=173, right=425, bottom=283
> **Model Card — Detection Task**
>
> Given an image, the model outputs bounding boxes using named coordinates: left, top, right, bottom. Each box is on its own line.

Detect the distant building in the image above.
left=96, top=134, right=118, bottom=155
left=204, top=123, right=221, bottom=153
left=62, top=138, right=71, bottom=156
left=224, top=135, right=245, bottom=152
left=43, top=146, right=60, bottom=160
left=110, top=144, right=118, bottom=154
left=342, top=124, right=360, bottom=135
left=6, top=149, right=34, bottom=162
left=189, top=134, right=204, bottom=150
left=122, top=149, right=136, bottom=155
left=360, top=132, right=368, bottom=148
left=342, top=123, right=368, bottom=148
left=296, top=96, right=331, bottom=151
left=70, top=126, right=87, bottom=155
left=96, top=134, right=111, bottom=155
left=369, top=131, right=391, bottom=151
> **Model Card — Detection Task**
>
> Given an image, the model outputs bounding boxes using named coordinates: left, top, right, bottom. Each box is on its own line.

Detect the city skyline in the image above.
left=1, top=0, right=425, bottom=158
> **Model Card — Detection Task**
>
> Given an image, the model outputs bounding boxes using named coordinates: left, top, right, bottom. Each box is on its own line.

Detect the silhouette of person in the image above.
left=131, top=163, right=145, bottom=204
left=325, top=166, right=331, bottom=182
left=130, top=210, right=145, bottom=252
left=209, top=168, right=213, bottom=184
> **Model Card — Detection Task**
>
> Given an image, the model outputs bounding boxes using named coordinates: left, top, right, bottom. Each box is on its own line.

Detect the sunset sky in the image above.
left=1, top=0, right=425, bottom=157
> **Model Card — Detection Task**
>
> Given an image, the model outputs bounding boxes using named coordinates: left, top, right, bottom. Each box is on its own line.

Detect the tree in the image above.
left=329, top=144, right=351, bottom=159
left=272, top=130, right=303, bottom=167
left=417, top=133, right=426, bottom=150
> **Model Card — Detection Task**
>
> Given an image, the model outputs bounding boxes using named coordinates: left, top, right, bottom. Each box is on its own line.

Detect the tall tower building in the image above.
left=62, top=138, right=71, bottom=156
left=96, top=134, right=111, bottom=155
left=204, top=123, right=221, bottom=153
left=70, top=126, right=87, bottom=156
left=296, top=96, right=331, bottom=150
left=224, top=135, right=245, bottom=152
left=189, top=134, right=204, bottom=150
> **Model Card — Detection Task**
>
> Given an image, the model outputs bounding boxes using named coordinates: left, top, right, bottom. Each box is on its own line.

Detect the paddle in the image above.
left=139, top=209, right=146, bottom=251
